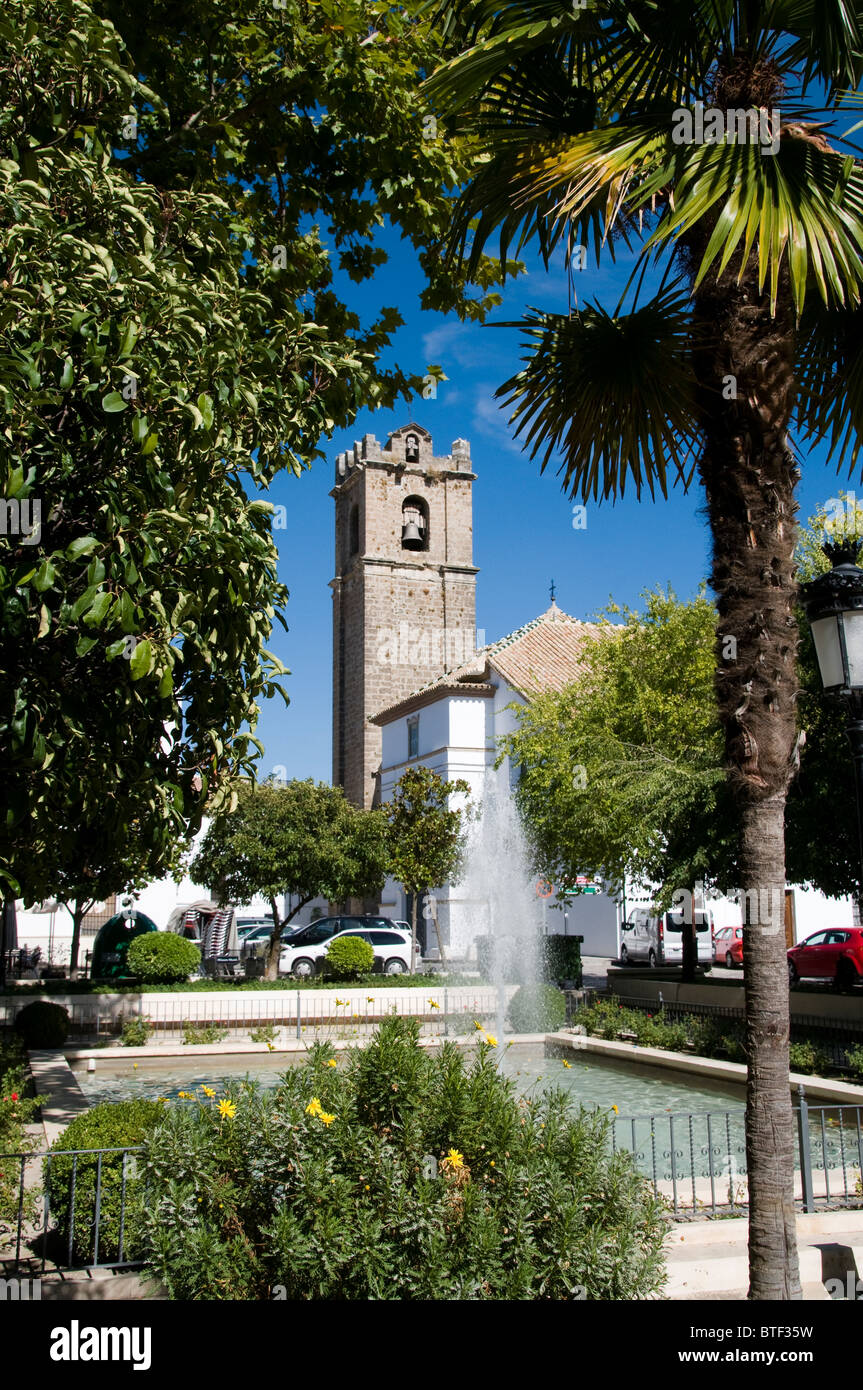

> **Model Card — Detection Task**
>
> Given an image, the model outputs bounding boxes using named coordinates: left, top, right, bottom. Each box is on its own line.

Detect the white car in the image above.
left=279, top=926, right=415, bottom=980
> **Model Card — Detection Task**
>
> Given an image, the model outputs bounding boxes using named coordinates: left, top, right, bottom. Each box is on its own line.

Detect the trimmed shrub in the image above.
left=506, top=983, right=566, bottom=1033
left=126, top=932, right=201, bottom=984
left=13, top=1000, right=70, bottom=1048
left=324, top=934, right=374, bottom=980
left=48, top=1099, right=167, bottom=1263
left=139, top=1017, right=667, bottom=1300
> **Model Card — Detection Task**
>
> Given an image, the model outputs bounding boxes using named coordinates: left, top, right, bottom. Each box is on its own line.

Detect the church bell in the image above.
left=401, top=518, right=424, bottom=549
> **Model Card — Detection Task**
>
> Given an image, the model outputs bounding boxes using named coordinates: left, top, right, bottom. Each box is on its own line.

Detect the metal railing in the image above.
left=611, top=1092, right=863, bottom=1217
left=0, top=988, right=506, bottom=1043
left=0, top=1146, right=144, bottom=1273
left=3, top=1097, right=862, bottom=1273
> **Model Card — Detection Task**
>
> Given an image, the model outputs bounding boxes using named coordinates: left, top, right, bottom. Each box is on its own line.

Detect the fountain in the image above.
left=456, top=775, right=543, bottom=1033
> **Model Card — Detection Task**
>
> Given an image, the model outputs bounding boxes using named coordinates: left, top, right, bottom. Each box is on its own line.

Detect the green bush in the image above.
left=1, top=1032, right=46, bottom=1230
left=324, top=934, right=375, bottom=980
left=48, top=1099, right=167, bottom=1263
left=120, top=1016, right=152, bottom=1047
left=249, top=1025, right=278, bottom=1044
left=182, top=1021, right=228, bottom=1045
left=789, top=1041, right=831, bottom=1075
left=139, top=1016, right=667, bottom=1300
left=507, top=984, right=566, bottom=1033
left=13, top=1000, right=70, bottom=1048
left=846, top=1044, right=863, bottom=1079
left=126, top=933, right=201, bottom=984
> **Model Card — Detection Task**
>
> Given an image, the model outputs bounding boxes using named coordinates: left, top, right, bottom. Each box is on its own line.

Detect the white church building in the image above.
left=371, top=601, right=622, bottom=958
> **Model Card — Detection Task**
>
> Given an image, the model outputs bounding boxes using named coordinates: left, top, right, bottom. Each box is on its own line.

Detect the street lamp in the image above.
left=802, top=538, right=863, bottom=901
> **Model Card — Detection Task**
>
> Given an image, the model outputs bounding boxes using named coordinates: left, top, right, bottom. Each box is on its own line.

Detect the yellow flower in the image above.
left=318, top=1111, right=336, bottom=1126
left=441, top=1147, right=465, bottom=1171
left=562, top=1061, right=571, bottom=1069
left=218, top=1099, right=237, bottom=1120
left=429, top=1000, right=440, bottom=1009
left=132, top=1063, right=138, bottom=1069
left=305, top=1097, right=323, bottom=1117
left=325, top=1059, right=338, bottom=1068
left=267, top=1043, right=275, bottom=1052
left=611, top=1105, right=619, bottom=1114
left=335, top=998, right=348, bottom=1006
left=473, top=1020, right=484, bottom=1031
left=483, top=1033, right=498, bottom=1048
left=157, top=1097, right=169, bottom=1104
left=201, top=1085, right=216, bottom=1099
left=366, top=996, right=374, bottom=1003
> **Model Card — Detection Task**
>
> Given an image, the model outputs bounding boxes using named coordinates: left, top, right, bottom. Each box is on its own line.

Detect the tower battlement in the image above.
left=331, top=423, right=478, bottom=807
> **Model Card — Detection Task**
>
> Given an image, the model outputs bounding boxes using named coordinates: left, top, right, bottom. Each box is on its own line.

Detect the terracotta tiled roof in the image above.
left=370, top=603, right=615, bottom=723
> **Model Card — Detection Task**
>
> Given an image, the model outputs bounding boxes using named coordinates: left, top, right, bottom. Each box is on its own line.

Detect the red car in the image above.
left=714, top=925, right=744, bottom=969
left=787, top=928, right=863, bottom=991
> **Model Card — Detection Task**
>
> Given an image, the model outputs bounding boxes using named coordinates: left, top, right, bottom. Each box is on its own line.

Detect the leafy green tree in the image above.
left=502, top=590, right=729, bottom=902
left=96, top=0, right=515, bottom=463
left=38, top=815, right=190, bottom=978
left=427, top=0, right=863, bottom=1298
left=2, top=0, right=507, bottom=915
left=504, top=574, right=862, bottom=924
left=190, top=780, right=390, bottom=979
left=385, top=766, right=472, bottom=969
left=0, top=1, right=289, bottom=900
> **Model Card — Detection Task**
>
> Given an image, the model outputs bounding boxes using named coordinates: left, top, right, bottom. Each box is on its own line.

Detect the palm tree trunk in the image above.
left=690, top=245, right=802, bottom=1298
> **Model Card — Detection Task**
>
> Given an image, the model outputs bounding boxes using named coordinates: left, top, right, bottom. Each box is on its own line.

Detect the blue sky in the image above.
left=253, top=223, right=852, bottom=786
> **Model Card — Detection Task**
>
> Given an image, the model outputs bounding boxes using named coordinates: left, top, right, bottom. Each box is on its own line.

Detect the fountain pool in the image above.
left=70, top=1041, right=746, bottom=1117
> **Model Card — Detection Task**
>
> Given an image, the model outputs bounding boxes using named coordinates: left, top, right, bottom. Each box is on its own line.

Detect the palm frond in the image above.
left=496, top=281, right=701, bottom=501
left=795, top=299, right=863, bottom=469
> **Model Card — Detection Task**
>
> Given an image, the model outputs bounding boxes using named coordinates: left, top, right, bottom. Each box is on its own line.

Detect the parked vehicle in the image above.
left=713, top=925, right=744, bottom=969
left=619, top=908, right=714, bottom=968
left=787, top=928, right=863, bottom=991
left=236, top=916, right=275, bottom=939
left=280, top=920, right=416, bottom=979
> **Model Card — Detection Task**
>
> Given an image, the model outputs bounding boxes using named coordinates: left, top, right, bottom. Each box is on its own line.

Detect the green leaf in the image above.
left=102, top=391, right=128, bottom=412
left=129, top=637, right=154, bottom=679
left=33, top=559, right=56, bottom=591
left=66, top=536, right=99, bottom=560
left=82, top=592, right=114, bottom=627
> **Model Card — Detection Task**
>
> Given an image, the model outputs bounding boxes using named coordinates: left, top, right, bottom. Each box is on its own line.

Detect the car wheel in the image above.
left=788, top=960, right=799, bottom=988
left=725, top=952, right=735, bottom=969
left=292, top=957, right=315, bottom=980
left=648, top=949, right=657, bottom=968
left=384, top=958, right=406, bottom=975
left=619, top=944, right=628, bottom=965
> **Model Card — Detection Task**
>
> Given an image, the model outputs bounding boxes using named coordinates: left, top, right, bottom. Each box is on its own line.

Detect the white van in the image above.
left=620, top=907, right=714, bottom=968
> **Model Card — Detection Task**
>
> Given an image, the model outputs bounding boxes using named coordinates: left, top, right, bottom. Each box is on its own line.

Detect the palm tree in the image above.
left=426, top=0, right=863, bottom=1298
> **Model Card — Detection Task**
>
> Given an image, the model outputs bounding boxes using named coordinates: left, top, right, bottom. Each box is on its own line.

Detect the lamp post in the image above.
left=802, top=539, right=863, bottom=906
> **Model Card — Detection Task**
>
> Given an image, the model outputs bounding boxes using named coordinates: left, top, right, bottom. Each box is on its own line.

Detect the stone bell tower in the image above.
left=331, top=423, right=478, bottom=807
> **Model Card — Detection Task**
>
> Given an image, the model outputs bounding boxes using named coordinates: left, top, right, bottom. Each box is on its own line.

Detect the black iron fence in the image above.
left=0, top=1145, right=144, bottom=1274
left=3, top=1095, right=862, bottom=1274
left=611, top=1091, right=863, bottom=1218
